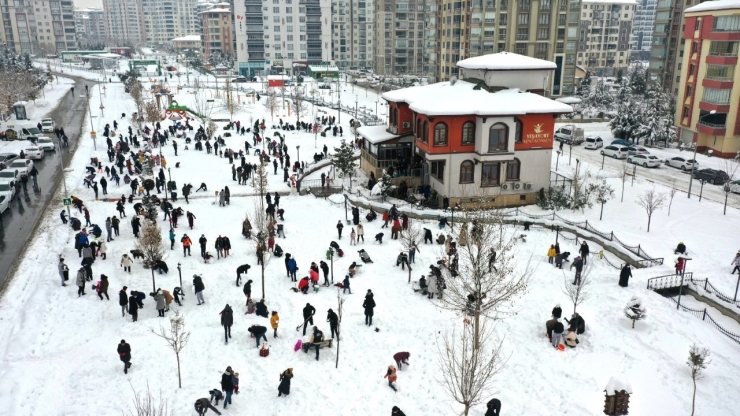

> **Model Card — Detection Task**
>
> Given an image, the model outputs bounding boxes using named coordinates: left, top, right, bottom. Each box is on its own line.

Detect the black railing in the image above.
left=667, top=296, right=740, bottom=344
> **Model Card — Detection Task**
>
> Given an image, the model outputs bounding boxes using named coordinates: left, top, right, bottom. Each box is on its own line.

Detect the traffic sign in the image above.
left=63, top=198, right=71, bottom=206
left=90, top=131, right=97, bottom=139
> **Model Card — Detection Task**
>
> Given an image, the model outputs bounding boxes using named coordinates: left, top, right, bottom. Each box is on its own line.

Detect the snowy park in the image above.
left=0, top=61, right=739, bottom=416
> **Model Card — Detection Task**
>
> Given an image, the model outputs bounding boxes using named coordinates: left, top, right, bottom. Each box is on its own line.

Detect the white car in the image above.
left=600, top=145, right=629, bottom=159
left=584, top=136, right=604, bottom=150
left=0, top=180, right=15, bottom=200
left=8, top=159, right=33, bottom=176
left=665, top=156, right=698, bottom=171
left=728, top=180, right=740, bottom=194
left=41, top=118, right=55, bottom=133
left=36, top=137, right=55, bottom=151
left=0, top=169, right=19, bottom=181
left=0, top=195, right=8, bottom=213
left=628, top=154, right=662, bottom=168
left=23, top=146, right=44, bottom=160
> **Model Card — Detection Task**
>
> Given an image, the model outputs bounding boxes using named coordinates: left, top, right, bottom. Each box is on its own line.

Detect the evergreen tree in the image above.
left=624, top=296, right=647, bottom=328
left=575, top=71, right=591, bottom=99
left=380, top=171, right=392, bottom=201
left=331, top=139, right=358, bottom=186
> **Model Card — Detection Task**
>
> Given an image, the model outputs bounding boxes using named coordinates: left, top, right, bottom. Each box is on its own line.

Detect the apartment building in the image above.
left=647, top=0, right=699, bottom=94
left=234, top=0, right=332, bottom=77
left=576, top=0, right=635, bottom=76
left=200, top=4, right=234, bottom=62
left=141, top=0, right=199, bottom=47
left=630, top=0, right=656, bottom=60
left=675, top=0, right=740, bottom=159
left=434, top=0, right=583, bottom=97
left=0, top=0, right=77, bottom=55
left=74, top=8, right=106, bottom=45
left=102, top=0, right=146, bottom=45
left=331, top=0, right=374, bottom=70
left=374, top=0, right=430, bottom=77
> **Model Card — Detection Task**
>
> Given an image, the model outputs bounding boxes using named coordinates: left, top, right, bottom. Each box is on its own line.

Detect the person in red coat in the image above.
left=393, top=352, right=410, bottom=370
left=298, top=276, right=310, bottom=294
left=382, top=211, right=390, bottom=228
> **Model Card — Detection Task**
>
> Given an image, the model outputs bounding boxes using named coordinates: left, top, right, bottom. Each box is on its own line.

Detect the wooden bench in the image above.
left=302, top=338, right=334, bottom=353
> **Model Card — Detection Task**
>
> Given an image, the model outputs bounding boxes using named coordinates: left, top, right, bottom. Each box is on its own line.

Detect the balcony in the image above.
left=697, top=119, right=727, bottom=135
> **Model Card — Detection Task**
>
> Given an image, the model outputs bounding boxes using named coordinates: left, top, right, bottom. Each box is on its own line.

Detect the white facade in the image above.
left=0, top=0, right=77, bottom=55
left=331, top=0, right=374, bottom=69
left=102, top=0, right=146, bottom=44
left=141, top=0, right=199, bottom=46
left=631, top=0, right=657, bottom=52
left=74, top=8, right=106, bottom=43
left=577, top=0, right=637, bottom=75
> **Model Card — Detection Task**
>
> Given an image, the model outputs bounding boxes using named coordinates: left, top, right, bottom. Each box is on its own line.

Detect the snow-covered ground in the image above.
left=0, top=80, right=739, bottom=416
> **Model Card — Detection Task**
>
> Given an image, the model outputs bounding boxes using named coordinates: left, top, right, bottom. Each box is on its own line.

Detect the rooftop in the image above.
left=357, top=125, right=401, bottom=144
left=381, top=80, right=572, bottom=117
left=686, top=0, right=740, bottom=13
left=456, top=52, right=557, bottom=71
left=172, top=35, right=201, bottom=42
left=582, top=0, right=637, bottom=4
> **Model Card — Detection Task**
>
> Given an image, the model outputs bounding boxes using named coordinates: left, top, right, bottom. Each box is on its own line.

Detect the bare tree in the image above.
left=191, top=79, right=214, bottom=126
left=619, top=161, right=630, bottom=202
left=687, top=344, right=711, bottom=416
left=442, top=216, right=534, bottom=349
left=721, top=159, right=740, bottom=215
left=335, top=289, right=346, bottom=369
left=290, top=86, right=309, bottom=124
left=0, top=70, right=37, bottom=114
left=220, top=79, right=241, bottom=122
left=128, top=80, right=145, bottom=117
left=144, top=100, right=161, bottom=126
left=124, top=381, right=171, bottom=416
left=667, top=179, right=678, bottom=216
left=636, top=189, right=666, bottom=232
left=561, top=264, right=592, bottom=315
left=263, top=89, right=277, bottom=121
left=135, top=219, right=165, bottom=293
left=206, top=119, right=218, bottom=141
left=244, top=163, right=270, bottom=298
left=588, top=178, right=615, bottom=220
left=399, top=223, right=423, bottom=283
left=437, top=319, right=508, bottom=416
left=150, top=310, right=191, bottom=389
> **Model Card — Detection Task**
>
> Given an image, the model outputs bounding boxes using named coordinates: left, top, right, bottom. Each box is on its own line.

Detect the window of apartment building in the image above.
left=558, top=13, right=566, bottom=25
left=300, top=34, right=306, bottom=40
left=461, top=122, right=475, bottom=145
left=430, top=160, right=445, bottom=183
left=538, top=28, right=548, bottom=40
left=472, top=27, right=482, bottom=37
left=274, top=35, right=281, bottom=41
left=500, top=13, right=508, bottom=24
left=686, top=85, right=693, bottom=98
left=516, top=43, right=527, bottom=53
left=286, top=16, right=293, bottom=22
left=535, top=43, right=548, bottom=54
left=702, top=88, right=731, bottom=104
left=434, top=123, right=448, bottom=146
left=484, top=41, right=495, bottom=51
left=485, top=28, right=495, bottom=37
left=299, top=16, right=306, bottom=23
left=541, top=0, right=551, bottom=10
left=706, top=64, right=735, bottom=80
left=520, top=0, right=531, bottom=10
left=460, top=161, right=474, bottom=183
left=517, top=28, right=528, bottom=40
left=288, top=26, right=294, bottom=32
left=300, top=53, right=307, bottom=59
left=567, top=26, right=577, bottom=38
left=488, top=123, right=508, bottom=152
left=499, top=28, right=507, bottom=40
left=485, top=12, right=495, bottom=23
left=682, top=107, right=690, bottom=118
left=506, top=158, right=521, bottom=180
left=539, top=13, right=550, bottom=25
left=481, top=162, right=501, bottom=186
left=566, top=41, right=576, bottom=51
left=274, top=25, right=281, bottom=31
left=274, top=44, right=281, bottom=50
left=714, top=15, right=740, bottom=31
left=518, top=13, right=529, bottom=25
left=286, top=7, right=292, bottom=12
left=273, top=6, right=279, bottom=12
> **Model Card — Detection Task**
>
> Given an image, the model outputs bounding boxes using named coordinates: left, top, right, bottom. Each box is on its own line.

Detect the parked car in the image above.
left=0, top=180, right=15, bottom=200
left=22, top=146, right=44, bottom=160
left=40, top=118, right=55, bottom=133
left=231, top=77, right=248, bottom=83
left=0, top=168, right=19, bottom=181
left=692, top=168, right=729, bottom=185
left=8, top=159, right=33, bottom=176
left=610, top=139, right=631, bottom=146
left=628, top=154, right=662, bottom=168
left=584, top=136, right=604, bottom=150
left=728, top=179, right=740, bottom=194
left=0, top=195, right=8, bottom=213
left=665, top=157, right=698, bottom=171
left=627, top=146, right=649, bottom=156
left=0, top=153, right=19, bottom=169
left=600, top=145, right=629, bottom=159
left=36, top=137, right=55, bottom=151
left=554, top=126, right=584, bottom=145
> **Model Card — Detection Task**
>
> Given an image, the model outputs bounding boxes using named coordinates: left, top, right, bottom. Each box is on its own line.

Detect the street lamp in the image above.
left=296, top=145, right=300, bottom=167
left=556, top=150, right=561, bottom=171
left=688, top=110, right=716, bottom=198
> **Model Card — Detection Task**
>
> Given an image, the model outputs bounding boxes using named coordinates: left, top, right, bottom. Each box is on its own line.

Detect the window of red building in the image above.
left=488, top=123, right=508, bottom=152
left=514, top=118, right=523, bottom=143
left=461, top=121, right=475, bottom=145
left=481, top=162, right=501, bottom=186
left=506, top=158, right=521, bottom=180
left=434, top=123, right=448, bottom=146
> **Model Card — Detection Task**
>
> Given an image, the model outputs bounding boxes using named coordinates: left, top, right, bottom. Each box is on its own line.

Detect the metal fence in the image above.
left=667, top=296, right=740, bottom=344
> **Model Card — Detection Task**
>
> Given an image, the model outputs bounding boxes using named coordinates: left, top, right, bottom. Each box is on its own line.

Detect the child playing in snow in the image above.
left=350, top=228, right=357, bottom=245
left=384, top=365, right=397, bottom=392
left=233, top=372, right=240, bottom=394
left=209, top=389, right=224, bottom=405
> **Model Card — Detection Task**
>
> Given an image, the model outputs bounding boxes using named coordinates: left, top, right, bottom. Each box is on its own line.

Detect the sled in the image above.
left=557, top=344, right=565, bottom=351
left=358, top=249, right=373, bottom=263
left=293, top=340, right=303, bottom=352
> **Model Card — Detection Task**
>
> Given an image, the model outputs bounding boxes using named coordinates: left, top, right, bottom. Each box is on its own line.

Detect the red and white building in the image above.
left=358, top=52, right=572, bottom=208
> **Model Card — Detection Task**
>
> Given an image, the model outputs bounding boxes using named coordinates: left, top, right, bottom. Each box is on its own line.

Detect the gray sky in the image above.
left=74, top=0, right=102, bottom=9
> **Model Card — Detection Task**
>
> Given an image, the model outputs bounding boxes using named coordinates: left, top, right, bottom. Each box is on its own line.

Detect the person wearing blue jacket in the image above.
left=288, top=257, right=297, bottom=282
left=169, top=229, right=176, bottom=250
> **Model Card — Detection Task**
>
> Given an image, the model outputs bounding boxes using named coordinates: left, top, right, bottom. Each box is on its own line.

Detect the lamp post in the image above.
left=556, top=150, right=561, bottom=171
left=296, top=145, right=300, bottom=166
left=688, top=110, right=716, bottom=198
left=177, top=262, right=182, bottom=291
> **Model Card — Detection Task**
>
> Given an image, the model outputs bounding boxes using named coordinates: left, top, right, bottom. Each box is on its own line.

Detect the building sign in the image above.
left=516, top=115, right=555, bottom=150
left=524, top=123, right=551, bottom=143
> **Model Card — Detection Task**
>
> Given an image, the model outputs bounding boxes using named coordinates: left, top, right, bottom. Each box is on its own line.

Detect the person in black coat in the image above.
left=424, top=227, right=433, bottom=244
left=327, top=309, right=339, bottom=340
left=243, top=279, right=253, bottom=304
left=392, top=406, right=406, bottom=416
left=117, top=339, right=132, bottom=374
left=128, top=294, right=139, bottom=322
left=618, top=264, right=632, bottom=287
left=236, top=264, right=251, bottom=286
left=363, top=290, right=376, bottom=326
left=193, top=275, right=206, bottom=304
left=551, top=304, right=562, bottom=319
left=579, top=241, right=590, bottom=265
left=221, top=367, right=235, bottom=409
left=119, top=286, right=128, bottom=317
left=301, top=303, right=316, bottom=335
left=278, top=368, right=293, bottom=397
left=485, top=399, right=501, bottom=416
left=255, top=298, right=268, bottom=317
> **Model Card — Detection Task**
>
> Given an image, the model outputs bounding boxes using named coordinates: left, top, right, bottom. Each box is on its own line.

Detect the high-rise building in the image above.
left=234, top=0, right=332, bottom=77
left=647, top=0, right=699, bottom=94
left=74, top=8, right=107, bottom=45
left=374, top=0, right=430, bottom=77
left=331, top=0, right=374, bottom=70
left=102, top=0, right=147, bottom=45
left=434, top=0, right=583, bottom=97
left=0, top=0, right=77, bottom=55
left=675, top=0, right=740, bottom=158
left=577, top=0, right=636, bottom=76
left=200, top=4, right=234, bottom=62
left=141, top=0, right=199, bottom=47
left=631, top=0, right=657, bottom=60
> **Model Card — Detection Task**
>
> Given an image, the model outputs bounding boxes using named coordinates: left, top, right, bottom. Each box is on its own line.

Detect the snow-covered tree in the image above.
left=610, top=99, right=643, bottom=142
left=628, top=64, right=648, bottom=96
left=380, top=171, right=392, bottom=201
left=721, top=159, right=740, bottom=215
left=575, top=71, right=591, bottom=99
left=331, top=139, right=358, bottom=187
left=588, top=178, right=615, bottom=220
left=687, top=344, right=710, bottom=416
left=191, top=79, right=214, bottom=126
left=135, top=218, right=165, bottom=292
left=587, top=78, right=613, bottom=109
left=624, top=296, right=647, bottom=328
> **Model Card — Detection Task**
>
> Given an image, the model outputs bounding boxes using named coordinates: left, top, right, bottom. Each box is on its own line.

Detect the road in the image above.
left=555, top=127, right=740, bottom=210
left=0, top=76, right=95, bottom=289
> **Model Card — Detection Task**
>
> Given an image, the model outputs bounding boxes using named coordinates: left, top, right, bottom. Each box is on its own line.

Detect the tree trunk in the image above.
left=464, top=403, right=470, bottom=416
left=691, top=378, right=696, bottom=416
left=600, top=202, right=604, bottom=220
left=261, top=263, right=265, bottom=299
left=474, top=308, right=481, bottom=350
left=647, top=215, right=652, bottom=232
left=176, top=353, right=182, bottom=388
left=621, top=180, right=625, bottom=202
left=408, top=266, right=411, bottom=284
left=632, top=318, right=635, bottom=329
left=335, top=326, right=340, bottom=369
left=151, top=268, right=156, bottom=294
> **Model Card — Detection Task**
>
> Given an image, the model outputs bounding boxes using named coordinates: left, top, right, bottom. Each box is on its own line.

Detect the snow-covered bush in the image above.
left=624, top=296, right=647, bottom=328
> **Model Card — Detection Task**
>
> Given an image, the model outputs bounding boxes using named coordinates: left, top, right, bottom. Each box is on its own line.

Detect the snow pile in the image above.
left=604, top=376, right=633, bottom=395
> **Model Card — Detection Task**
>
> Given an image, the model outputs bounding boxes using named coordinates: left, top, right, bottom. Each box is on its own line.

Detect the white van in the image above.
left=41, top=118, right=55, bottom=133
left=4, top=123, right=43, bottom=141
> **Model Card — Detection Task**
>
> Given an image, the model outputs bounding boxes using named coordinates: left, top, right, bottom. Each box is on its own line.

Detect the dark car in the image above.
left=692, top=168, right=729, bottom=185
left=232, top=77, right=248, bottom=83
left=610, top=139, right=631, bottom=146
